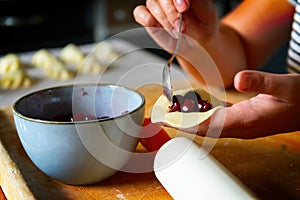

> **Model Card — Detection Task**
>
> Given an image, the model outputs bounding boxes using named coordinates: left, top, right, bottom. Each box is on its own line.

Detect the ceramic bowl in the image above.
left=12, top=84, right=145, bottom=185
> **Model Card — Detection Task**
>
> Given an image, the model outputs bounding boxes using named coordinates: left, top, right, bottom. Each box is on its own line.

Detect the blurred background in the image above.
left=0, top=0, right=286, bottom=73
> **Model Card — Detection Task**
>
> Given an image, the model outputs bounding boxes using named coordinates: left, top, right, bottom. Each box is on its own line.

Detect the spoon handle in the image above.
left=162, top=13, right=183, bottom=102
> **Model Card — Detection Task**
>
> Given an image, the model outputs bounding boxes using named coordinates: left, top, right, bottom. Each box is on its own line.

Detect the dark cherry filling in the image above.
left=169, top=95, right=184, bottom=112
left=168, top=91, right=212, bottom=113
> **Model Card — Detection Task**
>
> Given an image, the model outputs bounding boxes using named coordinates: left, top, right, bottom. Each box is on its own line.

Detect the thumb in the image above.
left=173, top=0, right=190, bottom=13
left=234, top=70, right=298, bottom=99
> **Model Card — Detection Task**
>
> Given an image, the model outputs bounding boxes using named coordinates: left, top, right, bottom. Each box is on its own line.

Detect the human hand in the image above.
left=133, top=0, right=226, bottom=85
left=133, top=0, right=247, bottom=87
left=197, top=70, right=300, bottom=139
left=133, top=0, right=189, bottom=31
left=133, top=0, right=218, bottom=45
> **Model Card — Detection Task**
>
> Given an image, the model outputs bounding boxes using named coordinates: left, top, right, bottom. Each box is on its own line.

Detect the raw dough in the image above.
left=32, top=49, right=73, bottom=80
left=0, top=69, right=32, bottom=90
left=0, top=54, right=21, bottom=75
left=151, top=88, right=223, bottom=128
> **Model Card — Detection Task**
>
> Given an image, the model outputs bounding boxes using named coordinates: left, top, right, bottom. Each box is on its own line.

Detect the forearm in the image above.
left=178, top=23, right=248, bottom=88
left=209, top=23, right=248, bottom=87
left=178, top=0, right=294, bottom=88
left=133, top=0, right=294, bottom=88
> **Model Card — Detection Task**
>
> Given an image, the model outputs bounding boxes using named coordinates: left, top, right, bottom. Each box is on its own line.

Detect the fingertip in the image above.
left=234, top=70, right=281, bottom=95
left=234, top=70, right=256, bottom=92
left=133, top=5, right=158, bottom=27
left=133, top=5, right=144, bottom=17
left=173, top=0, right=190, bottom=13
left=234, top=71, right=247, bottom=92
left=133, top=6, right=145, bottom=24
left=243, top=71, right=298, bottom=97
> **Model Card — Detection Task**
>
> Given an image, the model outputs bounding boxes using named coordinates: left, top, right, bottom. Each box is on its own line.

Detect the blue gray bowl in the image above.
left=12, top=84, right=145, bottom=185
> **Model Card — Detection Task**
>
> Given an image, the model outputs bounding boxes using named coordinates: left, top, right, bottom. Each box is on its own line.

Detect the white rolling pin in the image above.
left=154, top=137, right=257, bottom=200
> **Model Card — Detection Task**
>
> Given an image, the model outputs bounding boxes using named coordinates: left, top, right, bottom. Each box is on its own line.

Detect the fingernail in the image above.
left=242, top=73, right=252, bottom=90
left=174, top=0, right=190, bottom=12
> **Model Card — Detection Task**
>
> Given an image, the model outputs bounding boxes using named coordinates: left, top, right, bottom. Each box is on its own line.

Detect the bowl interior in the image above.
left=13, top=84, right=145, bottom=122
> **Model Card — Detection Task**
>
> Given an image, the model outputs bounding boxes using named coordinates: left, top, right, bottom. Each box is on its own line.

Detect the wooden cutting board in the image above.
left=0, top=85, right=172, bottom=200
left=1, top=84, right=300, bottom=199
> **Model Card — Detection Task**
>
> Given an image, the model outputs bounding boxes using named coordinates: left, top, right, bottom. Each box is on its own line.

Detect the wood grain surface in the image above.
left=0, top=188, right=6, bottom=200
left=1, top=84, right=300, bottom=199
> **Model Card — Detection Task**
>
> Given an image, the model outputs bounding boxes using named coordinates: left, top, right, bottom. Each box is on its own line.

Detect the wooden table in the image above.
left=0, top=188, right=6, bottom=200
left=1, top=83, right=300, bottom=199
left=1, top=40, right=300, bottom=199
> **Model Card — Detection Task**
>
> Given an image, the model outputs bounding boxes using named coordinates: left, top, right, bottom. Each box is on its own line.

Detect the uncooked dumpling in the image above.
left=0, top=69, right=32, bottom=89
left=0, top=53, right=32, bottom=89
left=60, top=43, right=85, bottom=65
left=0, top=53, right=21, bottom=75
left=151, top=88, right=223, bottom=128
left=32, top=49, right=73, bottom=80
left=60, top=43, right=104, bottom=74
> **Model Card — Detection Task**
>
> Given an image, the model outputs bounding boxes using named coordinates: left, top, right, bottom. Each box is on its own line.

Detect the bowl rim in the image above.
left=12, top=83, right=145, bottom=124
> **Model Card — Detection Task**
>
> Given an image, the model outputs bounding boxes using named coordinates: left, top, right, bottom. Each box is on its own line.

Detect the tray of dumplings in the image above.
left=0, top=42, right=118, bottom=90
left=0, top=41, right=120, bottom=107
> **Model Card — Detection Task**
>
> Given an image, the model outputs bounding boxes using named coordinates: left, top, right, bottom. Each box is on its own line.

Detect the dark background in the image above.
left=0, top=0, right=287, bottom=73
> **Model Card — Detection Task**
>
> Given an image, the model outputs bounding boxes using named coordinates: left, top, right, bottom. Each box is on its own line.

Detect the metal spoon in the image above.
left=162, top=13, right=183, bottom=102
